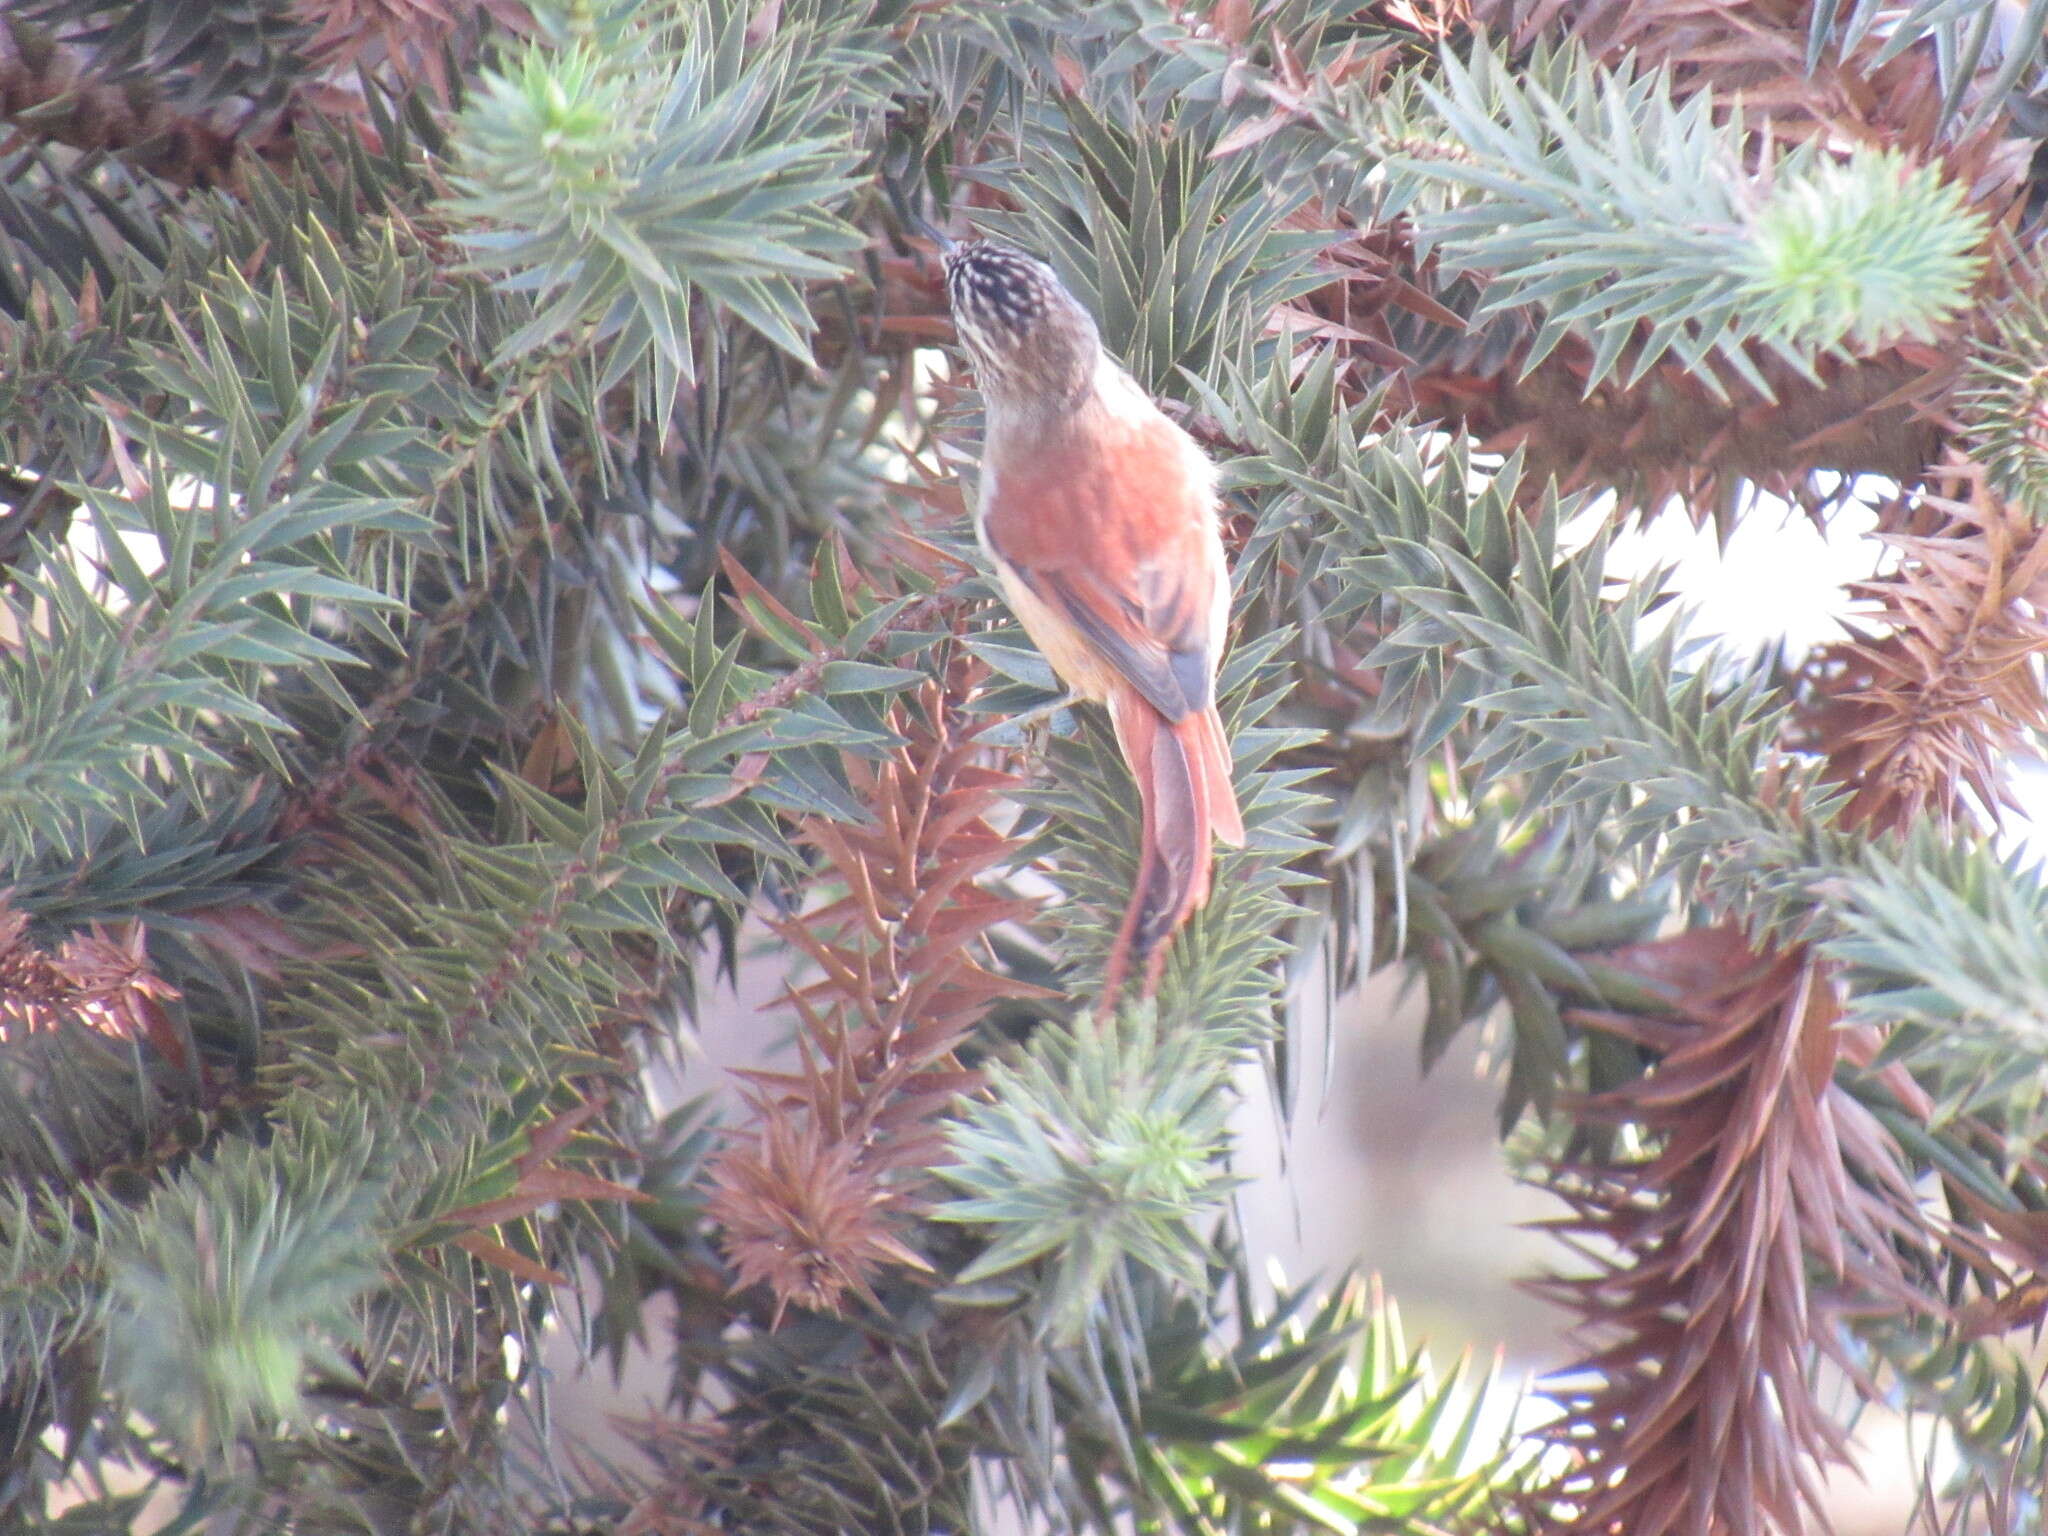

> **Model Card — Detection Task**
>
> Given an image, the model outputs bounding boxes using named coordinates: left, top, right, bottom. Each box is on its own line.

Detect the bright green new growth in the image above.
left=442, top=1, right=872, bottom=412
left=1739, top=149, right=1987, bottom=352
left=103, top=1137, right=385, bottom=1458
left=465, top=45, right=653, bottom=220
left=1390, top=38, right=1987, bottom=397
left=937, top=1011, right=1239, bottom=1343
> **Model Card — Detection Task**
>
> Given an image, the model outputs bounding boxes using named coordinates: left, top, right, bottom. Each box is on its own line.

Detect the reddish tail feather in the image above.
left=1098, top=687, right=1244, bottom=1013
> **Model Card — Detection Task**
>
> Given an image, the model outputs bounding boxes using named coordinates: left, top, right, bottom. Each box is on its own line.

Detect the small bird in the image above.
left=932, top=231, right=1244, bottom=1005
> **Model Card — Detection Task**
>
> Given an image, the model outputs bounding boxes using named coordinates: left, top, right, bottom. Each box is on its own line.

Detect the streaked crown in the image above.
left=940, top=239, right=1100, bottom=402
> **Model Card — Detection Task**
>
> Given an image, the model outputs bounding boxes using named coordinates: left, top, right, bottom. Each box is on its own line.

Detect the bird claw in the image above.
left=980, top=692, right=1079, bottom=747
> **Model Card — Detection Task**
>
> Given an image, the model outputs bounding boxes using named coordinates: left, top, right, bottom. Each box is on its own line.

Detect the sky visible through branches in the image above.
left=1611, top=485, right=2048, bottom=846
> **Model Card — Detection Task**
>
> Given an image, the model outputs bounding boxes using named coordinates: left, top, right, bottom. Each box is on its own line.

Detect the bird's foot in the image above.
left=984, top=692, right=1079, bottom=747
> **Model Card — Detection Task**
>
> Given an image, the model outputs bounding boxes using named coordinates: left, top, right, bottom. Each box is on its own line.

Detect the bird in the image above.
left=930, top=229, right=1244, bottom=1008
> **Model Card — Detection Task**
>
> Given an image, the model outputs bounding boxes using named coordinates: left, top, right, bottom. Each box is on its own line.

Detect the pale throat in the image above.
left=978, top=352, right=1149, bottom=464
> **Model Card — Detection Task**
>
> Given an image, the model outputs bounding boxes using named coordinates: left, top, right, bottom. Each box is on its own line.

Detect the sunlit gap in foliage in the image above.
left=1573, top=474, right=2048, bottom=856
left=1560, top=477, right=1890, bottom=664
left=59, top=470, right=176, bottom=616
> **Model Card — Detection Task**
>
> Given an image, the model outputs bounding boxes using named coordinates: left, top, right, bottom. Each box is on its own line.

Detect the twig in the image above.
left=422, top=591, right=954, bottom=1098
left=709, top=594, right=948, bottom=735
left=286, top=343, right=587, bottom=831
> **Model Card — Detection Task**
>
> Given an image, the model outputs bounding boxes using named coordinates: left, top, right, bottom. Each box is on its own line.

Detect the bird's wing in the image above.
left=981, top=421, right=1222, bottom=723
left=1034, top=563, right=1211, bottom=720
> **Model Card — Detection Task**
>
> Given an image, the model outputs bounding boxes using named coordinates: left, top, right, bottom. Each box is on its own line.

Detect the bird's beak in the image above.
left=910, top=212, right=958, bottom=257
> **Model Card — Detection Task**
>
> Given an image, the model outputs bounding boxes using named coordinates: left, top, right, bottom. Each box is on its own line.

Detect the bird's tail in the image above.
left=1100, top=689, right=1243, bottom=1010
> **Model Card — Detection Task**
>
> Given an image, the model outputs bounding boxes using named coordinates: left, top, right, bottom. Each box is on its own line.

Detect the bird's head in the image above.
left=937, top=237, right=1101, bottom=409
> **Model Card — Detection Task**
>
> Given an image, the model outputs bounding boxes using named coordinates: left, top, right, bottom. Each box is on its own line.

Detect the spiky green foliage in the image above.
left=959, top=97, right=1334, bottom=394
left=1957, top=288, right=2048, bottom=522
left=102, top=1131, right=385, bottom=1459
left=443, top=0, right=877, bottom=413
left=1828, top=831, right=2048, bottom=1122
left=1095, top=1271, right=1529, bottom=1535
left=7, top=0, right=2048, bottom=1532
left=937, top=1011, right=1239, bottom=1341
left=1738, top=149, right=1988, bottom=353
left=1384, top=38, right=1988, bottom=397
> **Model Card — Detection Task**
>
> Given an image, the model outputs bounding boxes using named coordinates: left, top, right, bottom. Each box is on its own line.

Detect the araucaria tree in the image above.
left=3, top=1, right=2047, bottom=1532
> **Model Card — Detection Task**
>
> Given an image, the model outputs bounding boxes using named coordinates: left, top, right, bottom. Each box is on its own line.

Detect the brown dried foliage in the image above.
left=0, top=17, right=262, bottom=185
left=0, top=900, right=184, bottom=1068
left=1418, top=344, right=1953, bottom=524
left=0, top=2, right=525, bottom=186
left=289, top=0, right=532, bottom=103
left=1795, top=464, right=2048, bottom=833
left=707, top=642, right=1052, bottom=1319
left=1470, top=0, right=2045, bottom=177
left=1532, top=930, right=1936, bottom=1536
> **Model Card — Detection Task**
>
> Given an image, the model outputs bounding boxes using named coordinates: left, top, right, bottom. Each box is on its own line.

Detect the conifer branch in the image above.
left=709, top=641, right=1046, bottom=1316
left=12, top=0, right=2048, bottom=1525
left=709, top=594, right=948, bottom=735
left=287, top=329, right=647, bottom=829
left=1531, top=933, right=1932, bottom=1536
left=430, top=590, right=951, bottom=1095
left=1795, top=462, right=2048, bottom=833
left=1957, top=283, right=2048, bottom=522
left=1212, top=371, right=2048, bottom=1045
left=0, top=17, right=276, bottom=185
left=1385, top=39, right=1990, bottom=400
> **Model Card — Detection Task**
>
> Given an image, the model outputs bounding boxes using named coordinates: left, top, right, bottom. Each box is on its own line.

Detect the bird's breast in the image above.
left=988, top=557, right=1121, bottom=703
